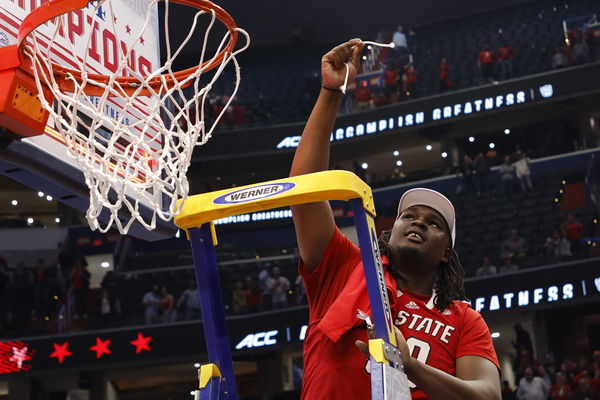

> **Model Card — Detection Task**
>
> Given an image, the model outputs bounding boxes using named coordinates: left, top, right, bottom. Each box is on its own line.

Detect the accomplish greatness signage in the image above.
left=277, top=83, right=554, bottom=149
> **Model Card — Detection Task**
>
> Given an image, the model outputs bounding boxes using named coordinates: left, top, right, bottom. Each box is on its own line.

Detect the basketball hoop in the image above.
left=1, top=0, right=249, bottom=235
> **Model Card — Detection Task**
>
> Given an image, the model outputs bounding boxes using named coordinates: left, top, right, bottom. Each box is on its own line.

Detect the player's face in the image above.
left=388, top=205, right=451, bottom=266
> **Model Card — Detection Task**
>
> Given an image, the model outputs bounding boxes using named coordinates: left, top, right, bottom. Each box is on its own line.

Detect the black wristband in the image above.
left=322, top=85, right=343, bottom=93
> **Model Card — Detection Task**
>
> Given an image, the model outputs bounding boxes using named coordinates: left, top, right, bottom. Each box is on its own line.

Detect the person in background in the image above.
left=354, top=83, right=372, bottom=111
left=268, top=266, right=291, bottom=309
left=499, top=255, right=519, bottom=274
left=550, top=371, right=572, bottom=400
left=516, top=367, right=549, bottom=400
left=71, top=258, right=91, bottom=319
left=383, top=61, right=400, bottom=103
left=479, top=43, right=496, bottom=83
left=502, top=229, right=528, bottom=260
left=392, top=25, right=408, bottom=60
left=402, top=62, right=418, bottom=98
left=544, top=229, right=572, bottom=261
left=552, top=47, right=568, bottom=69
left=573, top=39, right=590, bottom=65
left=503, top=380, right=517, bottom=400
left=514, top=153, right=533, bottom=192
left=295, top=274, right=307, bottom=305
left=231, top=280, right=247, bottom=314
left=474, top=152, right=491, bottom=194
left=498, top=41, right=515, bottom=79
left=244, top=276, right=263, bottom=313
left=562, top=214, right=583, bottom=257
left=160, top=286, right=176, bottom=323
left=177, top=280, right=201, bottom=320
left=499, top=155, right=517, bottom=193
left=142, top=284, right=161, bottom=325
left=439, top=57, right=452, bottom=91
left=476, top=256, right=498, bottom=277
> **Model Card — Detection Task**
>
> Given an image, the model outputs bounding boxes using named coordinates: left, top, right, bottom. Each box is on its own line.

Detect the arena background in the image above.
left=0, top=0, right=599, bottom=398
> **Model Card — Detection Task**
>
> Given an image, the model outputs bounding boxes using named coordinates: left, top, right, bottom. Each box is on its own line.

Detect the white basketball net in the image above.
left=24, top=0, right=249, bottom=234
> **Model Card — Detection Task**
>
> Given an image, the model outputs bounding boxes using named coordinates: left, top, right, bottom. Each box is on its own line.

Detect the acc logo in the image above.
left=0, top=32, right=10, bottom=48
left=235, top=330, right=278, bottom=350
left=213, top=183, right=295, bottom=205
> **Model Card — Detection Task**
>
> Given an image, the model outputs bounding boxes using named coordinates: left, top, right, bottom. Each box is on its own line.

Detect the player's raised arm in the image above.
left=290, top=39, right=364, bottom=271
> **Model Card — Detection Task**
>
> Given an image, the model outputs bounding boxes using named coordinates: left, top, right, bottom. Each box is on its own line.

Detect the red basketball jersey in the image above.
left=299, top=228, right=499, bottom=400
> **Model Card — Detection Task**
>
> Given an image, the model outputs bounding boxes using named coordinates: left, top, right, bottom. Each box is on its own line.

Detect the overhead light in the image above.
left=46, top=195, right=53, bottom=201
left=426, top=145, right=432, bottom=151
left=362, top=55, right=367, bottom=60
left=27, top=217, right=34, bottom=225
left=361, top=162, right=368, bottom=169
left=396, top=160, right=403, bottom=167
left=491, top=332, right=500, bottom=338
left=11, top=200, right=18, bottom=206
left=175, top=230, right=181, bottom=239
left=367, top=45, right=372, bottom=50
left=37, top=191, right=44, bottom=197
left=100, top=261, right=110, bottom=268
left=468, top=136, right=475, bottom=143
left=393, top=150, right=399, bottom=156
left=55, top=217, right=61, bottom=224
left=441, top=152, right=448, bottom=158
left=489, top=143, right=495, bottom=149
left=194, top=363, right=200, bottom=368
left=190, top=391, right=196, bottom=396
left=504, top=129, right=510, bottom=134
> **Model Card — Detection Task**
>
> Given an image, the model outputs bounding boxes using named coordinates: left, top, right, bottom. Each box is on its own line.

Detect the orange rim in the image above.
left=17, top=0, right=238, bottom=96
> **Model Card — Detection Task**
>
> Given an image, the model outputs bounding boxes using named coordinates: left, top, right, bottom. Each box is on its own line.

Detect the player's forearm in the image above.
left=289, top=89, right=343, bottom=177
left=405, top=360, right=501, bottom=400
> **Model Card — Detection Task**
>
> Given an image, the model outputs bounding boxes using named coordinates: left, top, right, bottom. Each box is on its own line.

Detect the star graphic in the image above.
left=125, top=24, right=132, bottom=34
left=130, top=332, right=152, bottom=354
left=96, top=6, right=106, bottom=21
left=140, top=36, right=145, bottom=45
left=90, top=337, right=111, bottom=359
left=50, top=342, right=72, bottom=364
left=8, top=346, right=31, bottom=369
left=113, top=15, right=118, bottom=23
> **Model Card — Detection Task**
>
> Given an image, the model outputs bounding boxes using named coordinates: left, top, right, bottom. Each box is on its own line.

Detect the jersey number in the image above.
left=406, top=337, right=431, bottom=389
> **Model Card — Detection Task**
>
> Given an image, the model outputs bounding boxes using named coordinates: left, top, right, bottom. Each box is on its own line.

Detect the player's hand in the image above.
left=355, top=327, right=413, bottom=372
left=321, top=39, right=365, bottom=91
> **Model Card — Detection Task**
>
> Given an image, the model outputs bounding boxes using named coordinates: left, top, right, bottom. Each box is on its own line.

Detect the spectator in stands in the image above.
left=268, top=266, right=291, bottom=309
left=96, top=288, right=114, bottom=328
left=244, top=275, right=263, bottom=313
left=295, top=275, right=307, bottom=305
left=439, top=58, right=452, bottom=91
left=539, top=366, right=552, bottom=390
left=258, top=263, right=272, bottom=309
left=476, top=256, right=498, bottom=277
left=71, top=258, right=90, bottom=319
left=562, top=214, right=583, bottom=257
left=478, top=44, right=496, bottom=83
left=457, top=154, right=475, bottom=195
left=573, top=39, right=590, bottom=65
left=160, top=286, right=176, bottom=323
left=33, top=259, right=49, bottom=318
left=513, top=323, right=534, bottom=371
left=101, top=271, right=122, bottom=316
left=474, top=152, right=491, bottom=194
left=550, top=371, right=572, bottom=400
left=407, top=27, right=417, bottom=56
left=402, top=63, right=418, bottom=98
left=543, top=353, right=558, bottom=378
left=392, top=25, right=408, bottom=59
left=517, top=367, right=549, bottom=400
left=354, top=83, right=372, bottom=111
left=503, top=380, right=517, bottom=400
left=10, top=262, right=32, bottom=331
left=514, top=153, right=533, bottom=192
left=573, top=376, right=597, bottom=400
left=383, top=61, right=400, bottom=103
left=544, top=229, right=572, bottom=261
left=499, top=155, right=517, bottom=193
left=552, top=47, right=568, bottom=69
left=502, top=229, right=528, bottom=259
left=499, top=255, right=519, bottom=274
left=231, top=280, right=247, bottom=314
left=177, top=280, right=201, bottom=320
left=142, top=284, right=161, bottom=325
left=498, top=41, right=516, bottom=80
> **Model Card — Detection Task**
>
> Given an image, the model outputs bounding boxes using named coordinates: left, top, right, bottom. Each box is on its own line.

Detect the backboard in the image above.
left=0, top=0, right=176, bottom=240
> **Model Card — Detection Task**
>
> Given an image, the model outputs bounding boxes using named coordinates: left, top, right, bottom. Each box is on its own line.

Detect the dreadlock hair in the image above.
left=377, top=230, right=467, bottom=311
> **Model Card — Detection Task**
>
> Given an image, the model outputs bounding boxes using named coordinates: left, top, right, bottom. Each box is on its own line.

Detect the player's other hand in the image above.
left=355, top=327, right=412, bottom=372
left=321, top=39, right=364, bottom=91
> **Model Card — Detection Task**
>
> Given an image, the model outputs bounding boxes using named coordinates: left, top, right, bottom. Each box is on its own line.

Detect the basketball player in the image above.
left=290, top=39, right=501, bottom=400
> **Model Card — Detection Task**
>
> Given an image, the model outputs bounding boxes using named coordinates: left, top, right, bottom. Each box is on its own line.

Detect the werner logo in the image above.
left=214, top=183, right=295, bottom=205
left=235, top=330, right=278, bottom=350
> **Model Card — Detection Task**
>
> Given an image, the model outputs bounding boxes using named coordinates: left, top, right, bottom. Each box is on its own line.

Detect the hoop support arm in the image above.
left=174, top=170, right=376, bottom=231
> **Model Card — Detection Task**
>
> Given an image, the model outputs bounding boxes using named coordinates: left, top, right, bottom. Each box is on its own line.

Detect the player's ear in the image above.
left=440, top=247, right=451, bottom=264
